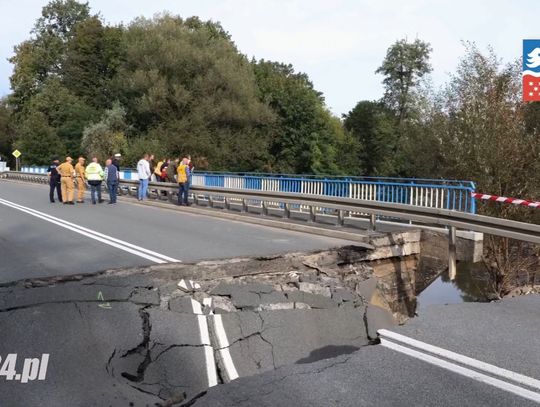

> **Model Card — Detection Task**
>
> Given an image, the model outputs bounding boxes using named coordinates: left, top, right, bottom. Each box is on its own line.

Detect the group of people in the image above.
left=48, top=154, right=123, bottom=205
left=136, top=154, right=194, bottom=206
left=47, top=153, right=194, bottom=207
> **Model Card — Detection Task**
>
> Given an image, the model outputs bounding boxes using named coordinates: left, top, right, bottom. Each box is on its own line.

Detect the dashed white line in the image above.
left=0, top=197, right=180, bottom=264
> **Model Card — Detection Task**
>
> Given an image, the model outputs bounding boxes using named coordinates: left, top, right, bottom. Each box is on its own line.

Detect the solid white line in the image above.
left=0, top=197, right=180, bottom=263
left=190, top=299, right=218, bottom=387
left=378, top=329, right=540, bottom=391
left=0, top=198, right=170, bottom=264
left=211, top=314, right=239, bottom=381
left=380, top=338, right=540, bottom=403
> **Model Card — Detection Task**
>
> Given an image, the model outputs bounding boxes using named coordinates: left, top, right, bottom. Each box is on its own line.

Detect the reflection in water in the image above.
left=417, top=261, right=492, bottom=311
left=370, top=255, right=494, bottom=323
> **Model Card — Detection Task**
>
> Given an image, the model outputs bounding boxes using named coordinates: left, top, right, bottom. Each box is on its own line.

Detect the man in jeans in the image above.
left=176, top=157, right=191, bottom=206
left=137, top=153, right=151, bottom=201
left=104, top=159, right=119, bottom=204
left=85, top=157, right=104, bottom=204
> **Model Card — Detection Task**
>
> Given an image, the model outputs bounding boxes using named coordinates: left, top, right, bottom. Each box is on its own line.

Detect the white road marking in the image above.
left=378, top=329, right=540, bottom=391
left=379, top=335, right=540, bottom=403
left=0, top=197, right=180, bottom=264
left=380, top=339, right=540, bottom=403
left=190, top=299, right=218, bottom=387
left=211, top=314, right=239, bottom=381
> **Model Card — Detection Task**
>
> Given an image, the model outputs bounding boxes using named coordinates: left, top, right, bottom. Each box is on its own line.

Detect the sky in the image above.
left=0, top=0, right=538, bottom=116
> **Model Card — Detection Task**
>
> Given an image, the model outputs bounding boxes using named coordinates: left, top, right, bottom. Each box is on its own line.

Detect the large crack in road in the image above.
left=0, top=245, right=414, bottom=406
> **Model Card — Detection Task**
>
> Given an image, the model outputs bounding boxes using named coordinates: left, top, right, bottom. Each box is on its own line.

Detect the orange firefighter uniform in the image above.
left=56, top=158, right=75, bottom=204
left=74, top=159, right=86, bottom=202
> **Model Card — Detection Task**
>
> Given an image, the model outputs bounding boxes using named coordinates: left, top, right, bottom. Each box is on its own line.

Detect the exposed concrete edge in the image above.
left=117, top=195, right=377, bottom=247
left=377, top=219, right=484, bottom=241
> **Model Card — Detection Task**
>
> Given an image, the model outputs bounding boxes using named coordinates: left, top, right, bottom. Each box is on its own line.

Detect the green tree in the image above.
left=31, top=0, right=92, bottom=80
left=117, top=14, right=274, bottom=170
left=343, top=101, right=398, bottom=175
left=22, top=78, right=97, bottom=155
left=253, top=60, right=343, bottom=174
left=376, top=38, right=432, bottom=129
left=0, top=99, right=15, bottom=165
left=9, top=0, right=93, bottom=108
left=16, top=111, right=65, bottom=165
left=63, top=17, right=123, bottom=108
left=81, top=102, right=128, bottom=159
left=436, top=43, right=540, bottom=215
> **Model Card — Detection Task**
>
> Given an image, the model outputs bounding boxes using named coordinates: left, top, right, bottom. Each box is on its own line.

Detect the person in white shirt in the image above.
left=136, top=153, right=151, bottom=201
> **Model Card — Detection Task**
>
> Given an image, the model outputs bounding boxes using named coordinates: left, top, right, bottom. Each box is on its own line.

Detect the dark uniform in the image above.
left=47, top=161, right=62, bottom=203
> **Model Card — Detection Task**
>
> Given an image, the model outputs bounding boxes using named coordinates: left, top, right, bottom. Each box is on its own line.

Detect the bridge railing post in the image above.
left=337, top=210, right=345, bottom=226
left=308, top=206, right=316, bottom=223
left=283, top=203, right=291, bottom=219
left=448, top=225, right=457, bottom=280
left=369, top=213, right=376, bottom=231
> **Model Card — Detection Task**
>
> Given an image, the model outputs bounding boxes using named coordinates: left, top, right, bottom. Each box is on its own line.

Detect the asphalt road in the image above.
left=192, top=295, right=540, bottom=407
left=2, top=180, right=539, bottom=407
left=0, top=181, right=356, bottom=282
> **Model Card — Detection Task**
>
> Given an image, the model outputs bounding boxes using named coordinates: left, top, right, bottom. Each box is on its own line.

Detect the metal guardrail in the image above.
left=20, top=166, right=477, bottom=214
left=3, top=170, right=539, bottom=281
left=2, top=171, right=538, bottom=244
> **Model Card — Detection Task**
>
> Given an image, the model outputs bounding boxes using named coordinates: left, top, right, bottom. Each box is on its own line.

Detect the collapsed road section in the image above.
left=0, top=230, right=462, bottom=406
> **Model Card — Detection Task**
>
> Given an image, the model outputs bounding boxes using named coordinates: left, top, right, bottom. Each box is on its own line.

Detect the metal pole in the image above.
left=283, top=203, right=291, bottom=219
left=448, top=226, right=457, bottom=281
left=337, top=210, right=345, bottom=226
left=369, top=213, right=376, bottom=231
left=308, top=206, right=316, bottom=223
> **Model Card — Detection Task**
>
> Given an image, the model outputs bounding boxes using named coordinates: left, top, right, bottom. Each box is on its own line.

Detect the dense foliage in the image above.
left=3, top=1, right=352, bottom=173
left=2, top=1, right=539, bottom=217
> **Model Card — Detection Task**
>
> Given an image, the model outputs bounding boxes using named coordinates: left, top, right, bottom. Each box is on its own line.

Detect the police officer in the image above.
left=47, top=158, right=62, bottom=203
left=74, top=156, right=86, bottom=203
left=56, top=156, right=76, bottom=205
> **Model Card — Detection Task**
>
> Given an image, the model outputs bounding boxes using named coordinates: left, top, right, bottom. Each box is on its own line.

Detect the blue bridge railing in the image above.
left=20, top=167, right=476, bottom=213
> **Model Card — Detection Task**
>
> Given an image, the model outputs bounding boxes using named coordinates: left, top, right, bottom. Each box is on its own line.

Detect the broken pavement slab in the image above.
left=208, top=307, right=371, bottom=381
left=0, top=244, right=406, bottom=406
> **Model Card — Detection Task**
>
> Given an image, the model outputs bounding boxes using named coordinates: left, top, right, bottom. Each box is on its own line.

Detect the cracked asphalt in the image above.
left=0, top=249, right=396, bottom=406
left=2, top=181, right=538, bottom=407
left=191, top=295, right=540, bottom=407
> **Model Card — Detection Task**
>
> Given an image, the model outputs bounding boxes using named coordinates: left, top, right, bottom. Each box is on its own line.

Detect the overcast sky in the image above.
left=0, top=0, right=538, bottom=115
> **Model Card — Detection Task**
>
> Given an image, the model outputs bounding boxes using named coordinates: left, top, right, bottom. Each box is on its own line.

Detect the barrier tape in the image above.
left=471, top=192, right=540, bottom=209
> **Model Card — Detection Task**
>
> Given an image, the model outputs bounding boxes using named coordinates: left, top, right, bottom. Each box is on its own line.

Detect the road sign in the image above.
left=12, top=150, right=21, bottom=158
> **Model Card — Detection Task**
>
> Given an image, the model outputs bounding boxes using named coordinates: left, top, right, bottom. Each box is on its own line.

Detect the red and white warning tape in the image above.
left=471, top=192, right=540, bottom=209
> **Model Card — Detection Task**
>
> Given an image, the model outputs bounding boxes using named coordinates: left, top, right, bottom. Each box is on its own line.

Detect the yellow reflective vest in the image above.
left=85, top=162, right=104, bottom=181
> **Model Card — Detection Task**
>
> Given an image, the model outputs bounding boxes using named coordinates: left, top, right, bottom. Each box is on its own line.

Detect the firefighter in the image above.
left=56, top=157, right=75, bottom=205
left=74, top=156, right=86, bottom=203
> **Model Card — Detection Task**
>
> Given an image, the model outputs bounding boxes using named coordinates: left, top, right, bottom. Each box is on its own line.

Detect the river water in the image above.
left=416, top=261, right=492, bottom=312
